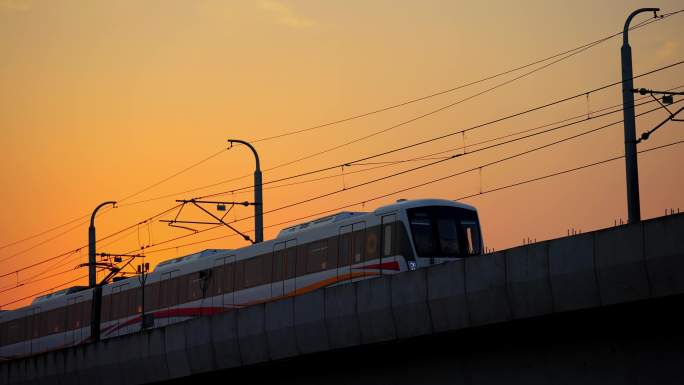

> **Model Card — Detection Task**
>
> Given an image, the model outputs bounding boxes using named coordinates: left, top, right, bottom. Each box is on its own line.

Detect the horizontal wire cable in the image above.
left=455, top=139, right=684, bottom=200
left=3, top=16, right=682, bottom=292
left=8, top=133, right=683, bottom=307
left=248, top=11, right=676, bottom=144
left=3, top=9, right=680, bottom=257
left=195, top=59, right=684, bottom=200
left=210, top=99, right=682, bottom=226
left=137, top=137, right=684, bottom=258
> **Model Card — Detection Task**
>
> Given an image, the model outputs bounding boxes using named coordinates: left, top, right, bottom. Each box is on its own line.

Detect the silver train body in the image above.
left=0, top=199, right=483, bottom=360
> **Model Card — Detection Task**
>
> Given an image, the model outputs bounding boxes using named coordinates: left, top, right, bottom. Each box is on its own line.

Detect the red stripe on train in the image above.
left=354, top=261, right=400, bottom=271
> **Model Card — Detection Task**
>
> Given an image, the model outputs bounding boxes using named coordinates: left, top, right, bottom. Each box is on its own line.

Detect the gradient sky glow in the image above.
left=1, top=0, right=683, bottom=309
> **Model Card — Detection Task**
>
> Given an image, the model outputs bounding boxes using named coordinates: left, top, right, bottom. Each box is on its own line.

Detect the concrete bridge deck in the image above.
left=2, top=213, right=683, bottom=385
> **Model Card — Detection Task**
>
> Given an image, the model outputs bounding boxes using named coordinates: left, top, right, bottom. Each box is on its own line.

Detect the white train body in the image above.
left=0, top=199, right=482, bottom=360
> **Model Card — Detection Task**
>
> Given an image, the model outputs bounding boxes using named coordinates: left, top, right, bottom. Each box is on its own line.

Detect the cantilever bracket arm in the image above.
left=190, top=201, right=254, bottom=243
left=636, top=104, right=684, bottom=144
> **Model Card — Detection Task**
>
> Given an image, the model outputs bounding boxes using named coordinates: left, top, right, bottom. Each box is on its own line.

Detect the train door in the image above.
left=284, top=240, right=297, bottom=297
left=26, top=308, right=40, bottom=356
left=159, top=270, right=179, bottom=327
left=381, top=214, right=397, bottom=273
left=271, top=242, right=286, bottom=299
left=338, top=225, right=352, bottom=281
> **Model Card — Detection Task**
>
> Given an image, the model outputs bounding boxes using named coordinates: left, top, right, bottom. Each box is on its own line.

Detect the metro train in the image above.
left=0, top=199, right=483, bottom=360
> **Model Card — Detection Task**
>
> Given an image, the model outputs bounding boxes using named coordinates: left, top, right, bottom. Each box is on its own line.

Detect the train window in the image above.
left=353, top=229, right=365, bottom=264
left=235, top=260, right=245, bottom=290
left=285, top=245, right=297, bottom=280
left=296, top=247, right=307, bottom=277
left=339, top=226, right=352, bottom=267
left=159, top=279, right=168, bottom=308
left=462, top=221, right=481, bottom=255
left=437, top=219, right=459, bottom=254
left=189, top=274, right=203, bottom=301
left=272, top=247, right=285, bottom=283
left=116, top=291, right=128, bottom=320
left=326, top=238, right=338, bottom=270
left=82, top=302, right=91, bottom=327
left=407, top=206, right=481, bottom=258
left=307, top=241, right=328, bottom=273
left=365, top=228, right=379, bottom=261
left=101, top=294, right=111, bottom=322
left=77, top=304, right=85, bottom=330
left=411, top=212, right=437, bottom=255
left=8, top=320, right=20, bottom=345
left=145, top=283, right=159, bottom=310
left=29, top=313, right=39, bottom=338
left=244, top=257, right=263, bottom=288
left=134, top=289, right=142, bottom=314
left=211, top=264, right=224, bottom=296
left=177, top=275, right=190, bottom=305
left=225, top=263, right=235, bottom=293
left=382, top=223, right=393, bottom=257
left=53, top=307, right=65, bottom=333
left=66, top=305, right=75, bottom=331
left=129, top=290, right=139, bottom=316
left=167, top=277, right=179, bottom=307
left=37, top=312, right=45, bottom=336
left=262, top=255, right=273, bottom=284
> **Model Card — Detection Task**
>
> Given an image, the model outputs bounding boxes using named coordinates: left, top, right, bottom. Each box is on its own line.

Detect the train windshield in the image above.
left=407, top=206, right=481, bottom=258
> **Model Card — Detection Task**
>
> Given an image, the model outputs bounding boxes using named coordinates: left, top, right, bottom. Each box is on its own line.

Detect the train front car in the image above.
left=387, top=199, right=483, bottom=270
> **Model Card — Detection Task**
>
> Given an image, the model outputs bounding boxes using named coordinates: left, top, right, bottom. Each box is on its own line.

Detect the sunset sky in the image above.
left=1, top=0, right=683, bottom=309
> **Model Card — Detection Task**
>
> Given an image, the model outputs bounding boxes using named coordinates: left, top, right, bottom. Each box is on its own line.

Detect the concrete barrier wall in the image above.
left=3, top=213, right=684, bottom=384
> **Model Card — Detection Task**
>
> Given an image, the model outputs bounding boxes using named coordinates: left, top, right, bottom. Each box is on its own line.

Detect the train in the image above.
left=0, top=198, right=483, bottom=361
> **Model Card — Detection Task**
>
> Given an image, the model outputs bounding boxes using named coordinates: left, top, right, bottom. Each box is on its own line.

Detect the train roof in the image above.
left=373, top=198, right=476, bottom=215
left=32, top=286, right=88, bottom=305
left=153, top=249, right=231, bottom=273
left=276, top=211, right=367, bottom=239
left=276, top=198, right=476, bottom=239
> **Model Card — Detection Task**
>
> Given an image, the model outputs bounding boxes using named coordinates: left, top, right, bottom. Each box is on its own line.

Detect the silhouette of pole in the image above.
left=621, top=7, right=658, bottom=223
left=228, top=139, right=263, bottom=243
left=88, top=201, right=116, bottom=287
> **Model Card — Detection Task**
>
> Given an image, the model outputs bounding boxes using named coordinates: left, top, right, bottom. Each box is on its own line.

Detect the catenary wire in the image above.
left=2, top=9, right=680, bottom=253
left=248, top=11, right=677, bottom=144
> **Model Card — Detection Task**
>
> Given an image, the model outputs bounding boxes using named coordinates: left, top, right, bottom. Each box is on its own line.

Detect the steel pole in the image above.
left=228, top=139, right=263, bottom=243
left=621, top=7, right=658, bottom=223
left=88, top=201, right=116, bottom=287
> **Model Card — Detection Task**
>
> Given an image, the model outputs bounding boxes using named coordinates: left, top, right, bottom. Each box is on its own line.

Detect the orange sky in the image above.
left=1, top=0, right=683, bottom=309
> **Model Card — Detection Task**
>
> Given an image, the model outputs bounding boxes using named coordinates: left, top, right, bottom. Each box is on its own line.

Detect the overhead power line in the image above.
left=133, top=137, right=684, bottom=259
left=249, top=10, right=679, bottom=144
left=8, top=131, right=683, bottom=307
left=194, top=59, right=684, bottom=200
left=123, top=85, right=683, bottom=202
left=455, top=139, right=684, bottom=200
left=0, top=204, right=182, bottom=279
left=0, top=148, right=229, bottom=254
left=3, top=58, right=681, bottom=280
left=111, top=99, right=678, bottom=260
left=222, top=89, right=681, bottom=193
left=4, top=9, right=681, bottom=260
left=218, top=98, right=682, bottom=227
left=0, top=274, right=88, bottom=309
